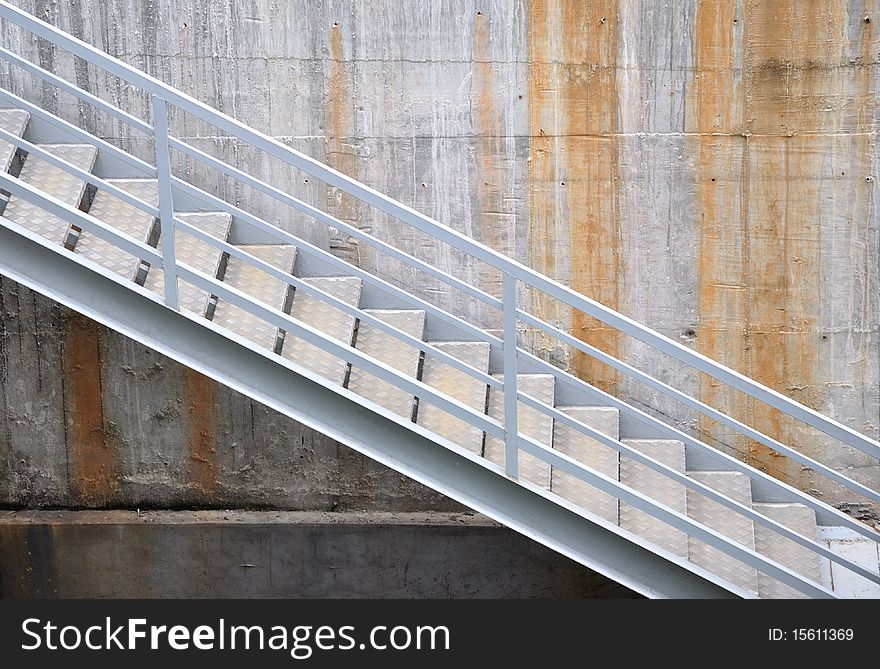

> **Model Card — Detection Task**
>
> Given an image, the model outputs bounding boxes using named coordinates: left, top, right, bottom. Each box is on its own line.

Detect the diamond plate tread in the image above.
left=3, top=143, right=97, bottom=244
left=484, top=374, right=554, bottom=489
left=347, top=309, right=426, bottom=419
left=551, top=406, right=620, bottom=523
left=143, top=211, right=232, bottom=316
left=280, top=276, right=362, bottom=384
left=416, top=341, right=490, bottom=454
left=0, top=108, right=29, bottom=172
left=753, top=503, right=821, bottom=599
left=619, top=439, right=688, bottom=557
left=75, top=179, right=158, bottom=281
left=212, top=244, right=297, bottom=350
left=687, top=471, right=758, bottom=593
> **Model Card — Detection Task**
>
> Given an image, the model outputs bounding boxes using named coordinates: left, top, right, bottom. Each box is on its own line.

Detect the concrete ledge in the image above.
left=0, top=510, right=638, bottom=599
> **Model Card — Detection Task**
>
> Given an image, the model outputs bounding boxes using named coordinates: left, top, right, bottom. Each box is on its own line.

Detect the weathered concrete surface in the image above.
left=0, top=0, right=877, bottom=513
left=0, top=510, right=637, bottom=598
left=1, top=280, right=460, bottom=511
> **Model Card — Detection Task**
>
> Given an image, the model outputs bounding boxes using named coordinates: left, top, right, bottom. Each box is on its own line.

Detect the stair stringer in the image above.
left=0, top=220, right=744, bottom=600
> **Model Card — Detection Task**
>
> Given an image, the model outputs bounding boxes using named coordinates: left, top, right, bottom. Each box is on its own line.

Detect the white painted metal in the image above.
left=551, top=407, right=619, bottom=523
left=0, top=107, right=27, bottom=170
left=817, top=527, right=880, bottom=598
left=152, top=96, right=179, bottom=309
left=214, top=244, right=297, bottom=350
left=754, top=503, right=822, bottom=599
left=417, top=342, right=490, bottom=454
left=687, top=472, right=758, bottom=594
left=77, top=179, right=158, bottom=281
left=348, top=309, right=425, bottom=419
left=485, top=374, right=554, bottom=488
left=620, top=440, right=689, bottom=557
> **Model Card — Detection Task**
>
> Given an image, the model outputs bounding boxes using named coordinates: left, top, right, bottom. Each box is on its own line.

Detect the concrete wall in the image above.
left=0, top=0, right=877, bottom=513
left=0, top=510, right=636, bottom=597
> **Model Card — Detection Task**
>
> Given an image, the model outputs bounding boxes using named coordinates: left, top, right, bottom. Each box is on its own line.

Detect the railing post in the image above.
left=152, top=94, right=180, bottom=310
left=503, top=273, right=518, bottom=478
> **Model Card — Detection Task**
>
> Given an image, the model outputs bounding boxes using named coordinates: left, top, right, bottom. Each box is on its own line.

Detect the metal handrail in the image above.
left=1, top=0, right=875, bottom=465
left=0, top=1, right=877, bottom=596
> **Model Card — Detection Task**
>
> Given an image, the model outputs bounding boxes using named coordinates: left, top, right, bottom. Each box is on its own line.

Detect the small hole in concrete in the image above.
left=182, top=22, right=187, bottom=28
left=304, top=179, right=309, bottom=183
left=685, top=328, right=696, bottom=338
left=477, top=11, right=483, bottom=16
left=822, top=335, right=828, bottom=340
left=711, top=178, right=716, bottom=182
left=600, top=17, right=607, bottom=24
left=333, top=21, right=338, bottom=27
left=421, top=182, right=427, bottom=188
left=865, top=16, right=871, bottom=23
left=560, top=181, right=565, bottom=186
left=518, top=94, right=523, bottom=99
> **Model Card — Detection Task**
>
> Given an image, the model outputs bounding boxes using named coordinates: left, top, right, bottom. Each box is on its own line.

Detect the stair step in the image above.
left=753, top=503, right=821, bottom=599
left=817, top=526, right=880, bottom=598
left=143, top=211, right=232, bottom=316
left=687, top=471, right=758, bottom=593
left=213, top=244, right=297, bottom=351
left=619, top=439, right=688, bottom=557
left=280, top=276, right=362, bottom=384
left=416, top=341, right=490, bottom=454
left=0, top=108, right=29, bottom=172
left=75, top=179, right=158, bottom=281
left=2, top=143, right=97, bottom=245
left=484, top=374, right=554, bottom=488
left=551, top=406, right=619, bottom=523
left=347, top=309, right=426, bottom=419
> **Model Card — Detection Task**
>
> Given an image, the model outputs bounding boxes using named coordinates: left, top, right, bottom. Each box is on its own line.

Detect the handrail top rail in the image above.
left=0, top=0, right=876, bottom=459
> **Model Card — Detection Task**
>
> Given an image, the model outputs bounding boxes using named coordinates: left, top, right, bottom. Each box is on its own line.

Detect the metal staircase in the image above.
left=0, top=2, right=878, bottom=598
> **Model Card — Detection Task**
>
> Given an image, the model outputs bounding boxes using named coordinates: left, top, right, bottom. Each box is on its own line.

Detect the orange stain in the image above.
left=528, top=0, right=621, bottom=392
left=182, top=367, right=219, bottom=496
left=691, top=0, right=750, bottom=457
left=64, top=314, right=115, bottom=506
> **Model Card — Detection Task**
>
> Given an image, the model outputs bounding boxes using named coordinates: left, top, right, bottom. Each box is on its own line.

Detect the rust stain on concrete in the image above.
left=740, top=0, right=851, bottom=487
left=63, top=313, right=115, bottom=505
left=691, top=1, right=748, bottom=455
left=528, top=0, right=621, bottom=392
left=325, top=19, right=360, bottom=264
left=181, top=367, right=219, bottom=495
left=473, top=9, right=507, bottom=303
